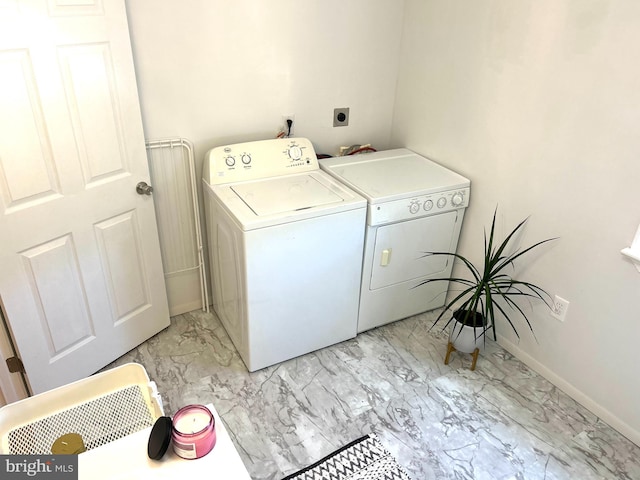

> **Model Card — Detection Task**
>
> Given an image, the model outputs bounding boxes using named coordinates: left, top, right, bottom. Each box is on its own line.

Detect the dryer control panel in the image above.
left=203, top=137, right=319, bottom=185
left=369, top=187, right=470, bottom=226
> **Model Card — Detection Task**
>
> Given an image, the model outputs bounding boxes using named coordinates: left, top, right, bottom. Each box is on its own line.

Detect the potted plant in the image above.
left=417, top=208, right=556, bottom=369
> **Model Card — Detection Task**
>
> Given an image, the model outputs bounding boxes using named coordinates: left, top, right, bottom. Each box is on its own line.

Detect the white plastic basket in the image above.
left=0, top=363, right=163, bottom=455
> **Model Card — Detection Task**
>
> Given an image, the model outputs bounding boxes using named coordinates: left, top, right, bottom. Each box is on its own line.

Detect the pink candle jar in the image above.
left=171, top=405, right=217, bottom=459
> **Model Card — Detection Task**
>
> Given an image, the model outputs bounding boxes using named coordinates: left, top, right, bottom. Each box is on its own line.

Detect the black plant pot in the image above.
left=452, top=309, right=485, bottom=328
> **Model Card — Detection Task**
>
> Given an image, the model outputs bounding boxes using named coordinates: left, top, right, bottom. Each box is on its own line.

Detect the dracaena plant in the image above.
left=418, top=208, right=556, bottom=341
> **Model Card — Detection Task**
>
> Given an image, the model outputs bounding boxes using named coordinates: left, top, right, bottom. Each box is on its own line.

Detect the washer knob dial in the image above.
left=288, top=146, right=302, bottom=160
left=451, top=192, right=464, bottom=206
left=437, top=197, right=447, bottom=208
left=423, top=199, right=433, bottom=211
left=241, top=154, right=252, bottom=165
left=409, top=202, right=420, bottom=214
left=225, top=156, right=235, bottom=167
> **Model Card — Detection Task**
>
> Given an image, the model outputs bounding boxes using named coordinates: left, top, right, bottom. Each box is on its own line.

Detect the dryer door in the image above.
left=370, top=211, right=459, bottom=290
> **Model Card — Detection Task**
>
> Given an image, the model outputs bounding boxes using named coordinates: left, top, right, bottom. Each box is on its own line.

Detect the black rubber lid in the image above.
left=148, top=416, right=172, bottom=460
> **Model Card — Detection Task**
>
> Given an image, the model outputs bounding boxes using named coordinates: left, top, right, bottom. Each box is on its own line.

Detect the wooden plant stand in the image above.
left=444, top=341, right=480, bottom=371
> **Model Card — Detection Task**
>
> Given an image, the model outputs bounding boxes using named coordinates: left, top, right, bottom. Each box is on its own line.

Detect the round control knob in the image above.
left=409, top=202, right=420, bottom=214
left=423, top=199, right=433, bottom=211
left=225, top=156, right=235, bottom=167
left=437, top=197, right=447, bottom=208
left=241, top=154, right=251, bottom=165
left=288, top=146, right=302, bottom=160
left=451, top=192, right=464, bottom=206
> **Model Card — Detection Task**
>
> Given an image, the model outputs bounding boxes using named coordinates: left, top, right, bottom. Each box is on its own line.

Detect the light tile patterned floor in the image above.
left=106, top=309, right=640, bottom=479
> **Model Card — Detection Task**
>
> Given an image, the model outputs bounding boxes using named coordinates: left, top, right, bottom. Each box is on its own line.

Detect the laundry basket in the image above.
left=0, top=363, right=163, bottom=455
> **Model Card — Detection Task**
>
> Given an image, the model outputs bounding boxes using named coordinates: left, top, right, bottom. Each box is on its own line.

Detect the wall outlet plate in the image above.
left=550, top=295, right=570, bottom=321
left=333, top=107, right=349, bottom=127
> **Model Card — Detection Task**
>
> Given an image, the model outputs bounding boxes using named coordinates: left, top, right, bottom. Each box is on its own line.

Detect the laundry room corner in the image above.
left=390, top=0, right=640, bottom=445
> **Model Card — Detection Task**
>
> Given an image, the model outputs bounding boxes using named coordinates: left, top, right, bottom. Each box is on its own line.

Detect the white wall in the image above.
left=125, top=0, right=404, bottom=159
left=392, top=0, right=640, bottom=443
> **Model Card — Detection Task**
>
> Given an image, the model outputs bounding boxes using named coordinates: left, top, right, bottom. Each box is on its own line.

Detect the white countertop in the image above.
left=78, top=404, right=251, bottom=479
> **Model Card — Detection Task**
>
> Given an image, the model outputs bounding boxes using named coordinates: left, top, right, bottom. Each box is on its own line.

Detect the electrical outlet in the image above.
left=333, top=107, right=349, bottom=127
left=550, top=295, right=570, bottom=321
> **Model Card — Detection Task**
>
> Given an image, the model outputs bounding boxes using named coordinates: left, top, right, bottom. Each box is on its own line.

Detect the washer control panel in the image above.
left=369, top=187, right=470, bottom=226
left=203, top=137, right=319, bottom=185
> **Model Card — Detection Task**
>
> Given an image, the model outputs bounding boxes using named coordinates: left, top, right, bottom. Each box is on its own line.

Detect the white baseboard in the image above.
left=497, top=335, right=640, bottom=447
left=168, top=300, right=205, bottom=317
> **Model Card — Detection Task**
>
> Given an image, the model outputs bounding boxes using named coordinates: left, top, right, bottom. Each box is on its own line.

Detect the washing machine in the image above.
left=320, top=149, right=470, bottom=333
left=202, top=138, right=366, bottom=371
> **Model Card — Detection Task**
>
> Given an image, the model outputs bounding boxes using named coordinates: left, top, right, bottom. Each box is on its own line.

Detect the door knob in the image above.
left=136, top=181, right=153, bottom=195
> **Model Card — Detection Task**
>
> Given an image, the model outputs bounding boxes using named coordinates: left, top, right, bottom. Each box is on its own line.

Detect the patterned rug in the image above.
left=281, top=433, right=413, bottom=480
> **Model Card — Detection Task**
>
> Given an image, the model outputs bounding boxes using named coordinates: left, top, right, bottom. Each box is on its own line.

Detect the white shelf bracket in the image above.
left=621, top=248, right=640, bottom=273
left=622, top=224, right=640, bottom=273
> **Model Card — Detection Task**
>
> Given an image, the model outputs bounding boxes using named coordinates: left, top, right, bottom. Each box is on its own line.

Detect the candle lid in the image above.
left=147, top=416, right=172, bottom=460
left=52, top=432, right=86, bottom=454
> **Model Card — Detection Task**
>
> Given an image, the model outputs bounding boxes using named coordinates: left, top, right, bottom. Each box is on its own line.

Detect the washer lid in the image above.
left=319, top=149, right=470, bottom=203
left=231, top=174, right=344, bottom=216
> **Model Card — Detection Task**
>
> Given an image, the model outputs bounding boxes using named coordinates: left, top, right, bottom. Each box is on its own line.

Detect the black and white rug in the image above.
left=281, top=433, right=413, bottom=480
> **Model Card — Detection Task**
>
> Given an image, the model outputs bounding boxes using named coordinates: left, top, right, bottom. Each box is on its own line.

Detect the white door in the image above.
left=0, top=0, right=169, bottom=394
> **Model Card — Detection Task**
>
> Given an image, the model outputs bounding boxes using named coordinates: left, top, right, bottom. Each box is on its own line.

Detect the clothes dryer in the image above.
left=203, top=138, right=366, bottom=371
left=320, top=149, right=470, bottom=333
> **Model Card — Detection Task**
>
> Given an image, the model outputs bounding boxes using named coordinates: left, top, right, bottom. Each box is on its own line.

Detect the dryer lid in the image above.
left=231, top=174, right=343, bottom=216
left=320, top=149, right=470, bottom=203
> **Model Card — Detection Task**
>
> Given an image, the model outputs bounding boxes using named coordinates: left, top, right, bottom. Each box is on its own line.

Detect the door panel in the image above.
left=58, top=43, right=129, bottom=183
left=47, top=0, right=105, bottom=17
left=0, top=0, right=169, bottom=394
left=21, top=234, right=94, bottom=357
left=0, top=50, right=61, bottom=209
left=94, top=210, right=150, bottom=321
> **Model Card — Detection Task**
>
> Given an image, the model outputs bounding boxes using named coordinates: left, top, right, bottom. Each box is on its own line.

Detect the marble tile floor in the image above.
left=106, top=309, right=640, bottom=480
